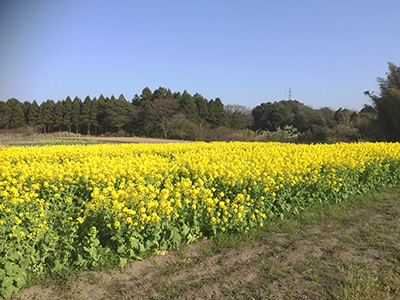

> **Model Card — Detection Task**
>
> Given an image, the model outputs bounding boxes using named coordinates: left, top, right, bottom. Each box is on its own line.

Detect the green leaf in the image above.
left=159, top=239, right=168, bottom=250
left=2, top=283, right=17, bottom=298
left=14, top=274, right=26, bottom=288
left=117, top=245, right=126, bottom=254
left=4, top=261, right=17, bottom=276
left=90, top=249, right=98, bottom=261
left=130, top=239, right=139, bottom=249
left=138, top=243, right=145, bottom=253
left=170, top=227, right=181, bottom=246
left=0, top=269, right=4, bottom=281
left=8, top=250, right=21, bottom=262
left=52, top=261, right=64, bottom=272
left=128, top=249, right=135, bottom=257
left=145, top=240, right=154, bottom=249
left=119, top=257, right=127, bottom=268
left=182, top=224, right=190, bottom=236
left=1, top=276, right=13, bottom=288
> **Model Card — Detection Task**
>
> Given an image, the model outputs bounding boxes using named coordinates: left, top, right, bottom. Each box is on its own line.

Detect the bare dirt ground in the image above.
left=9, top=192, right=400, bottom=300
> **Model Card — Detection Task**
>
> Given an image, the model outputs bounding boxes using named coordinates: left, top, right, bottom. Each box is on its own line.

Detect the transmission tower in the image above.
left=289, top=88, right=292, bottom=100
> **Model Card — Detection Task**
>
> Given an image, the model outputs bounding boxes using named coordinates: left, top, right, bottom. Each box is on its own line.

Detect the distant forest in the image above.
left=1, top=62, right=399, bottom=142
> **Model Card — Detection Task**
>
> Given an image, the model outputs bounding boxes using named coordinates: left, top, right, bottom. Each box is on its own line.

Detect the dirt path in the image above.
left=9, top=193, right=400, bottom=300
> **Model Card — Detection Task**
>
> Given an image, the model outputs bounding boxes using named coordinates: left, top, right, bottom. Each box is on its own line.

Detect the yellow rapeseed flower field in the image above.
left=1, top=141, right=400, bottom=297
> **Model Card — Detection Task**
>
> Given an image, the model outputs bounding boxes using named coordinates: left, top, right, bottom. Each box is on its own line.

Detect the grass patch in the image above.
left=262, top=259, right=293, bottom=281
left=327, top=262, right=400, bottom=299
left=5, top=139, right=106, bottom=146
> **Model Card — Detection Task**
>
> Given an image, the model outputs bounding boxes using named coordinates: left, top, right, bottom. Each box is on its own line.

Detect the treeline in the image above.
left=0, top=88, right=372, bottom=142
left=0, top=87, right=251, bottom=141
left=252, top=100, right=376, bottom=142
left=1, top=62, right=399, bottom=142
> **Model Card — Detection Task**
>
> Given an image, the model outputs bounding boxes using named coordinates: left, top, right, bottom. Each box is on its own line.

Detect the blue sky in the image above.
left=1, top=0, right=399, bottom=111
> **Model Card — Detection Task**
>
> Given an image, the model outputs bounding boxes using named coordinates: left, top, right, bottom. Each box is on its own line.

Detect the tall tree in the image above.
left=207, top=100, right=216, bottom=125
left=140, top=87, right=153, bottom=106
left=144, top=98, right=180, bottom=139
left=97, top=94, right=107, bottom=133
left=53, top=101, right=64, bottom=131
left=153, top=87, right=173, bottom=100
left=7, top=98, right=26, bottom=129
left=180, top=90, right=198, bottom=123
left=118, top=94, right=126, bottom=102
left=214, top=98, right=227, bottom=127
left=90, top=97, right=99, bottom=135
left=40, top=100, right=55, bottom=133
left=0, top=102, right=11, bottom=129
left=106, top=95, right=133, bottom=133
left=364, top=62, right=400, bottom=140
left=28, top=100, right=41, bottom=127
left=63, top=96, right=73, bottom=132
left=71, top=97, right=82, bottom=133
left=194, top=93, right=209, bottom=125
left=81, top=96, right=92, bottom=134
left=22, top=101, right=31, bottom=124
left=132, top=94, right=140, bottom=107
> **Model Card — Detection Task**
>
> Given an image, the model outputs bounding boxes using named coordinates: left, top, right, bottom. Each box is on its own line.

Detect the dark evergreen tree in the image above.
left=139, top=87, right=153, bottom=106
left=132, top=94, right=140, bottom=106
left=173, top=92, right=183, bottom=104
left=207, top=100, right=217, bottom=125
left=105, top=95, right=133, bottom=133
left=128, top=106, right=144, bottom=136
left=214, top=98, right=227, bottom=127
left=7, top=98, right=26, bottom=129
left=97, top=94, right=107, bottom=133
left=98, top=94, right=106, bottom=103
left=90, top=97, right=99, bottom=135
left=118, top=94, right=126, bottom=102
left=81, top=96, right=92, bottom=134
left=153, top=87, right=173, bottom=100
left=53, top=101, right=64, bottom=131
left=194, top=93, right=209, bottom=125
left=62, top=96, right=73, bottom=132
left=180, top=90, right=197, bottom=123
left=22, top=101, right=31, bottom=124
left=71, top=97, right=82, bottom=133
left=40, top=100, right=55, bottom=133
left=0, top=101, right=11, bottom=129
left=28, top=100, right=41, bottom=126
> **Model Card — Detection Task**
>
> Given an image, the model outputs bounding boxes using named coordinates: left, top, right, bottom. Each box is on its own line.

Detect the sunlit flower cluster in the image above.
left=1, top=141, right=400, bottom=296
